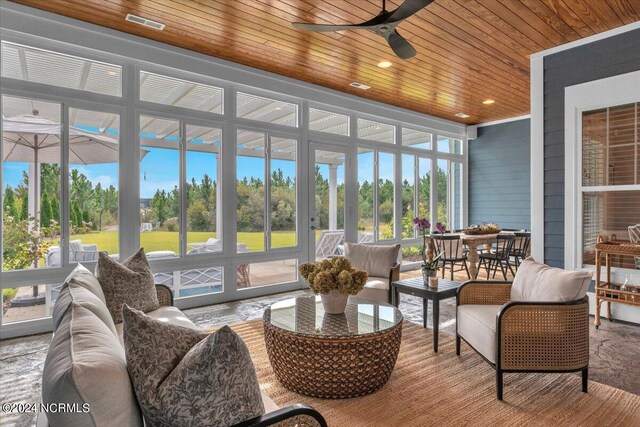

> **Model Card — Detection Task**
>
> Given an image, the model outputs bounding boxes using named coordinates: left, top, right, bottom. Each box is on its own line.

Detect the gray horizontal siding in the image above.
left=543, top=28, right=640, bottom=267
left=469, top=119, right=530, bottom=231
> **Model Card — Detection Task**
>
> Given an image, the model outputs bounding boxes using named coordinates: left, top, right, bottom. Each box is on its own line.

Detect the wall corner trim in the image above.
left=530, top=56, right=544, bottom=261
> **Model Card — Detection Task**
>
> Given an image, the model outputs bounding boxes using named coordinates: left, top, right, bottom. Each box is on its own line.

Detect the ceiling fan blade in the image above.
left=292, top=22, right=374, bottom=32
left=387, top=0, right=434, bottom=23
left=385, top=30, right=416, bottom=59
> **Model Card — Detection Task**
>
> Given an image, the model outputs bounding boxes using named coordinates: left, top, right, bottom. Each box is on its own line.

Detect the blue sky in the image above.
left=4, top=129, right=399, bottom=197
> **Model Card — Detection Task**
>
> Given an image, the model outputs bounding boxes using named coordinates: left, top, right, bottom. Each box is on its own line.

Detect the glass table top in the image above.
left=264, top=295, right=403, bottom=338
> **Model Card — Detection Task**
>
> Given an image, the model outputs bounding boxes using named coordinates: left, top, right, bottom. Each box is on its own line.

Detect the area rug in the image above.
left=212, top=320, right=640, bottom=427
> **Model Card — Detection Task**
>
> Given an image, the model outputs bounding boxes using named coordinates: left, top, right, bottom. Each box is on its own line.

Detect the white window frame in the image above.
left=565, top=70, right=640, bottom=283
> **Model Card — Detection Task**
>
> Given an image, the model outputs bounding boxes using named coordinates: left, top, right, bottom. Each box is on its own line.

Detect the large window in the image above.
left=581, top=104, right=640, bottom=269
left=309, top=108, right=349, bottom=136
left=139, top=116, right=181, bottom=258
left=402, top=128, right=432, bottom=149
left=236, top=92, right=298, bottom=127
left=69, top=108, right=120, bottom=261
left=357, top=149, right=395, bottom=242
left=358, top=118, right=395, bottom=144
left=186, top=124, right=221, bottom=254
left=2, top=41, right=121, bottom=96
left=2, top=95, right=61, bottom=272
left=140, top=71, right=223, bottom=114
left=0, top=36, right=467, bottom=336
left=236, top=130, right=298, bottom=252
left=437, top=159, right=463, bottom=231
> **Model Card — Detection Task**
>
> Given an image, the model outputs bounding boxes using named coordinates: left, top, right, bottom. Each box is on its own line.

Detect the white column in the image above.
left=329, top=164, right=338, bottom=231
left=28, top=163, right=37, bottom=218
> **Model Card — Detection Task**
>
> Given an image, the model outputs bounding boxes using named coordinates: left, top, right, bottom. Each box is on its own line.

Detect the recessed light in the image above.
left=482, top=99, right=495, bottom=105
left=274, top=106, right=282, bottom=111
left=107, top=70, right=118, bottom=76
left=455, top=113, right=470, bottom=118
left=377, top=60, right=392, bottom=69
left=349, top=82, right=371, bottom=90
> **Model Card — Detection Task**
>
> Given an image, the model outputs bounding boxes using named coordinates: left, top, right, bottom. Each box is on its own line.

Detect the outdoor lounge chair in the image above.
left=315, top=230, right=345, bottom=259
left=45, top=240, right=99, bottom=312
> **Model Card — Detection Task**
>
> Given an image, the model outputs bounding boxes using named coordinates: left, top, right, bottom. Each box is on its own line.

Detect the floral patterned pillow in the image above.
left=122, top=305, right=265, bottom=427
left=95, top=248, right=159, bottom=323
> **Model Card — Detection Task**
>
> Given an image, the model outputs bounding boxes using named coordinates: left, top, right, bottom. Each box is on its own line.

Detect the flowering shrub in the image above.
left=299, top=256, right=368, bottom=295
left=2, top=215, right=55, bottom=271
left=413, top=217, right=431, bottom=235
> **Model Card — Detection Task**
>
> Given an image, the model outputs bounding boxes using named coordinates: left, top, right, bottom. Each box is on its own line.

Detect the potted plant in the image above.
left=421, top=249, right=443, bottom=285
left=299, top=257, right=368, bottom=314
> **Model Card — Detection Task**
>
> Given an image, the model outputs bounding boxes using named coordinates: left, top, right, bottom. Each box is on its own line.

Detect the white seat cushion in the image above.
left=457, top=305, right=502, bottom=364
left=365, top=276, right=389, bottom=290
left=355, top=277, right=390, bottom=303
left=511, top=257, right=592, bottom=302
left=116, top=306, right=199, bottom=347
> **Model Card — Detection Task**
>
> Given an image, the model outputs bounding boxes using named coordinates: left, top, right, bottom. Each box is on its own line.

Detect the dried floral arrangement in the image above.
left=299, top=257, right=368, bottom=295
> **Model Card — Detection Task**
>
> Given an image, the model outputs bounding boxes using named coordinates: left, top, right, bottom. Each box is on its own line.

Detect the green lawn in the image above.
left=71, top=230, right=299, bottom=254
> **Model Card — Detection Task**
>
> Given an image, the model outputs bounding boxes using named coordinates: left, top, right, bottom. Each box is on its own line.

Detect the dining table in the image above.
left=426, top=231, right=530, bottom=279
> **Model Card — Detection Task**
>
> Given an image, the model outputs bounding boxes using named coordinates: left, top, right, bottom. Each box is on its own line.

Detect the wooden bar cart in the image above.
left=594, top=236, right=640, bottom=328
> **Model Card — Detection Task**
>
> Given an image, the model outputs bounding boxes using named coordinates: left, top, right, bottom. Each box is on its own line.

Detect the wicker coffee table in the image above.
left=263, top=295, right=403, bottom=399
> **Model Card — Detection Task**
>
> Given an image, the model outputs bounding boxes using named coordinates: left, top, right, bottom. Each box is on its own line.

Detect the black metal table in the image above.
left=391, top=277, right=461, bottom=352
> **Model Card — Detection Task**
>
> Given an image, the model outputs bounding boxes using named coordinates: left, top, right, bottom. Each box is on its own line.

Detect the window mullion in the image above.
left=265, top=133, right=271, bottom=252
left=373, top=150, right=379, bottom=242
left=60, top=104, right=70, bottom=267
left=179, top=121, right=187, bottom=257
left=413, top=155, right=419, bottom=239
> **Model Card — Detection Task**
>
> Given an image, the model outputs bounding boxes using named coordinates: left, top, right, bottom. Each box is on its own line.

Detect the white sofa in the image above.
left=39, top=264, right=325, bottom=427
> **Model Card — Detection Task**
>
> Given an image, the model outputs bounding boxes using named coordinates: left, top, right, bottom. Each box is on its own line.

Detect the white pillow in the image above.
left=511, top=257, right=592, bottom=302
left=43, top=303, right=142, bottom=427
left=345, top=243, right=400, bottom=278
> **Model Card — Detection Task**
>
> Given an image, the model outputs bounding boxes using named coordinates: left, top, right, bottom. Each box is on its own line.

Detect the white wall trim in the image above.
left=531, top=21, right=640, bottom=60
left=530, top=56, right=545, bottom=261
left=476, top=115, right=530, bottom=128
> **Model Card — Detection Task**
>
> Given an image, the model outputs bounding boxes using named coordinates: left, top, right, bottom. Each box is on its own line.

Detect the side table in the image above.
left=391, top=277, right=461, bottom=352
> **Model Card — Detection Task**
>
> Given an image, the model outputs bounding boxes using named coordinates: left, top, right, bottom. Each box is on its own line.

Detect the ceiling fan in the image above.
left=292, top=0, right=434, bottom=60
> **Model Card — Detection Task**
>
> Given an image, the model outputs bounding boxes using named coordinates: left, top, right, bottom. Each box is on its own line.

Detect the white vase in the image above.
left=321, top=290, right=349, bottom=314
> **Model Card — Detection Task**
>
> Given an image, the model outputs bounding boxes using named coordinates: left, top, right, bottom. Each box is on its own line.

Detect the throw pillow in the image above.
left=123, top=306, right=265, bottom=427
left=63, top=263, right=107, bottom=303
left=511, top=257, right=593, bottom=302
left=43, top=303, right=143, bottom=427
left=95, top=248, right=159, bottom=323
left=53, top=282, right=117, bottom=336
left=345, top=243, right=400, bottom=278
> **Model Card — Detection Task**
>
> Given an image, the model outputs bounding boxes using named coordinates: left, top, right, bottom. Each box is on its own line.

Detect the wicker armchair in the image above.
left=456, top=280, right=590, bottom=401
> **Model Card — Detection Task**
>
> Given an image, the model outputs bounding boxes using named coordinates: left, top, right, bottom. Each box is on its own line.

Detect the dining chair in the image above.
left=479, top=234, right=516, bottom=280
left=432, top=234, right=470, bottom=280
left=511, top=232, right=531, bottom=269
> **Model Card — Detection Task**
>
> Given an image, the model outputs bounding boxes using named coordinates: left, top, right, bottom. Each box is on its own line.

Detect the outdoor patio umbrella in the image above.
left=2, top=114, right=148, bottom=216
left=2, top=113, right=147, bottom=299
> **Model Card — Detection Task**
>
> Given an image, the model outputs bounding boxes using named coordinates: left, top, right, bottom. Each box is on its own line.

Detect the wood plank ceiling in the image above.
left=11, top=0, right=640, bottom=124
